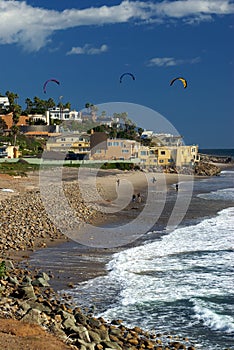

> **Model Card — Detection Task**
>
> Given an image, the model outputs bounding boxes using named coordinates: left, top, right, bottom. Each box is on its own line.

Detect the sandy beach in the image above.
left=1, top=165, right=233, bottom=350
left=25, top=165, right=234, bottom=291
left=0, top=167, right=202, bottom=350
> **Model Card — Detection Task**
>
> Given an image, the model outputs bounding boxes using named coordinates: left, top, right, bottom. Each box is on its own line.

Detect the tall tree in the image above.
left=25, top=98, right=33, bottom=113
left=0, top=117, right=7, bottom=131
left=11, top=104, right=21, bottom=146
left=5, top=91, right=19, bottom=110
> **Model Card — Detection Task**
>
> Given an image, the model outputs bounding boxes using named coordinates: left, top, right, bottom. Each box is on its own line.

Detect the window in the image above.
left=122, top=149, right=129, bottom=153
left=95, top=149, right=102, bottom=153
left=141, top=151, right=148, bottom=156
left=107, top=142, right=112, bottom=147
left=160, top=151, right=165, bottom=155
left=159, top=159, right=164, bottom=163
left=113, top=142, right=119, bottom=146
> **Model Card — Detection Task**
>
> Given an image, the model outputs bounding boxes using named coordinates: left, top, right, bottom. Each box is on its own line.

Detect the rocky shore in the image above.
left=0, top=259, right=198, bottom=350
left=194, top=161, right=221, bottom=176
left=0, top=172, right=202, bottom=349
left=0, top=182, right=103, bottom=255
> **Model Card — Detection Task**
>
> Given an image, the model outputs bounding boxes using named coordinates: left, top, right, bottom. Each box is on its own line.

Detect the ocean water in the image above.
left=66, top=166, right=234, bottom=349
left=199, top=149, right=234, bottom=159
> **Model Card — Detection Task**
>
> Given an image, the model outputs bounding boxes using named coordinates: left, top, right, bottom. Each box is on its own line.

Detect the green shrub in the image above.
left=0, top=261, right=6, bottom=279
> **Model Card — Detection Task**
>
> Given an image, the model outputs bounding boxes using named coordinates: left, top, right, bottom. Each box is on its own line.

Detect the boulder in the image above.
left=194, top=162, right=221, bottom=176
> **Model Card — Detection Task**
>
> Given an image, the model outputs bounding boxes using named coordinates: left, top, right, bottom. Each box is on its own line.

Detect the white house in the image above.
left=47, top=108, right=82, bottom=123
left=0, top=97, right=10, bottom=109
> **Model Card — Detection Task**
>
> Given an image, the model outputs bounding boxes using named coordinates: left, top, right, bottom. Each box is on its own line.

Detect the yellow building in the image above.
left=90, top=137, right=140, bottom=161
left=147, top=145, right=200, bottom=167
left=45, top=133, right=90, bottom=158
left=175, top=145, right=200, bottom=167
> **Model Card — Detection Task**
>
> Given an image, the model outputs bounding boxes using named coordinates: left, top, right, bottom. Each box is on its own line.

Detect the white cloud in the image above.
left=0, top=0, right=233, bottom=51
left=147, top=56, right=201, bottom=67
left=66, top=44, right=108, bottom=55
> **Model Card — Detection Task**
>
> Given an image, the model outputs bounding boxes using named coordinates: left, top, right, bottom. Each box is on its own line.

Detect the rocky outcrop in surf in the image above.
left=194, top=161, right=221, bottom=176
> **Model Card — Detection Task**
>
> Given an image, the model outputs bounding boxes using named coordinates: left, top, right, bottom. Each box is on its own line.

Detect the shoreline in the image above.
left=27, top=165, right=234, bottom=292
left=1, top=165, right=233, bottom=350
left=1, top=164, right=232, bottom=266
left=0, top=168, right=196, bottom=262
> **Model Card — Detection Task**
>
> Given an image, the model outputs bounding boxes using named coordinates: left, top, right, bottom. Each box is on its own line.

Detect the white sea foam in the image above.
left=197, top=188, right=234, bottom=201
left=221, top=170, right=234, bottom=175
left=192, top=298, right=234, bottom=333
left=69, top=207, right=234, bottom=348
left=103, top=207, right=234, bottom=306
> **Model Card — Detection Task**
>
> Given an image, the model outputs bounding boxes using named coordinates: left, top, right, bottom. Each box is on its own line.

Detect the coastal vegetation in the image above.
left=0, top=159, right=140, bottom=176
left=0, top=159, right=39, bottom=176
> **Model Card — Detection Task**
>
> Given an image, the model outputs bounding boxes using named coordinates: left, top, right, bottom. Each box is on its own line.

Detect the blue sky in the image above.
left=0, top=0, right=233, bottom=148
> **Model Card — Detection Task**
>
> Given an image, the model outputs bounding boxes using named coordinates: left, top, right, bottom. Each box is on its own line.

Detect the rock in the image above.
left=4, top=260, right=15, bottom=271
left=77, top=325, right=91, bottom=343
left=67, top=282, right=74, bottom=288
left=21, top=308, right=42, bottom=325
left=74, top=310, right=88, bottom=325
left=88, top=330, right=102, bottom=343
left=63, top=317, right=80, bottom=333
left=8, top=276, right=19, bottom=285
left=128, top=337, right=139, bottom=346
left=77, top=339, right=96, bottom=350
left=87, top=317, right=102, bottom=328
left=102, top=340, right=122, bottom=350
left=32, top=277, right=50, bottom=287
left=194, top=162, right=221, bottom=176
left=49, top=322, right=67, bottom=341
left=18, top=284, right=36, bottom=300
left=22, top=276, right=32, bottom=285
left=98, top=328, right=110, bottom=342
left=17, top=300, right=31, bottom=313
left=36, top=272, right=50, bottom=281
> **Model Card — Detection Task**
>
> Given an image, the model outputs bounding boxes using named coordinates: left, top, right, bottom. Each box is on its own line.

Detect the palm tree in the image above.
left=85, top=102, right=91, bottom=111
left=25, top=98, right=33, bottom=113
left=11, top=105, right=21, bottom=147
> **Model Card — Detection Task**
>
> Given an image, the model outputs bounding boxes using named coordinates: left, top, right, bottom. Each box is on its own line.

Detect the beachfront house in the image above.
left=151, top=133, right=183, bottom=146
left=0, top=97, right=10, bottom=109
left=45, top=132, right=90, bottom=159
left=46, top=108, right=82, bottom=123
left=138, top=145, right=200, bottom=168
left=90, top=132, right=140, bottom=161
left=175, top=145, right=200, bottom=167
left=0, top=145, right=21, bottom=158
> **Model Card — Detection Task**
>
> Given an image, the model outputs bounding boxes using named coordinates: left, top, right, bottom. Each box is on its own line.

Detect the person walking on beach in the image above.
left=152, top=176, right=156, bottom=184
left=116, top=178, right=120, bottom=186
left=136, top=193, right=142, bottom=203
left=175, top=183, right=179, bottom=191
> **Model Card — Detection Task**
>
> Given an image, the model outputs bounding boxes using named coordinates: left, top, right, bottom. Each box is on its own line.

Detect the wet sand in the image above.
left=25, top=167, right=233, bottom=292
left=2, top=166, right=233, bottom=292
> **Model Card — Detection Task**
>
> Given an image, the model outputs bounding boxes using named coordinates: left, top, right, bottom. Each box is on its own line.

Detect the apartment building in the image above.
left=45, top=133, right=90, bottom=158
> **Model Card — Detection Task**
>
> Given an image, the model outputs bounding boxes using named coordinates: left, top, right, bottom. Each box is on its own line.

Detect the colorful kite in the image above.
left=43, top=79, right=60, bottom=94
left=170, top=77, right=187, bottom=89
left=119, top=72, right=136, bottom=83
